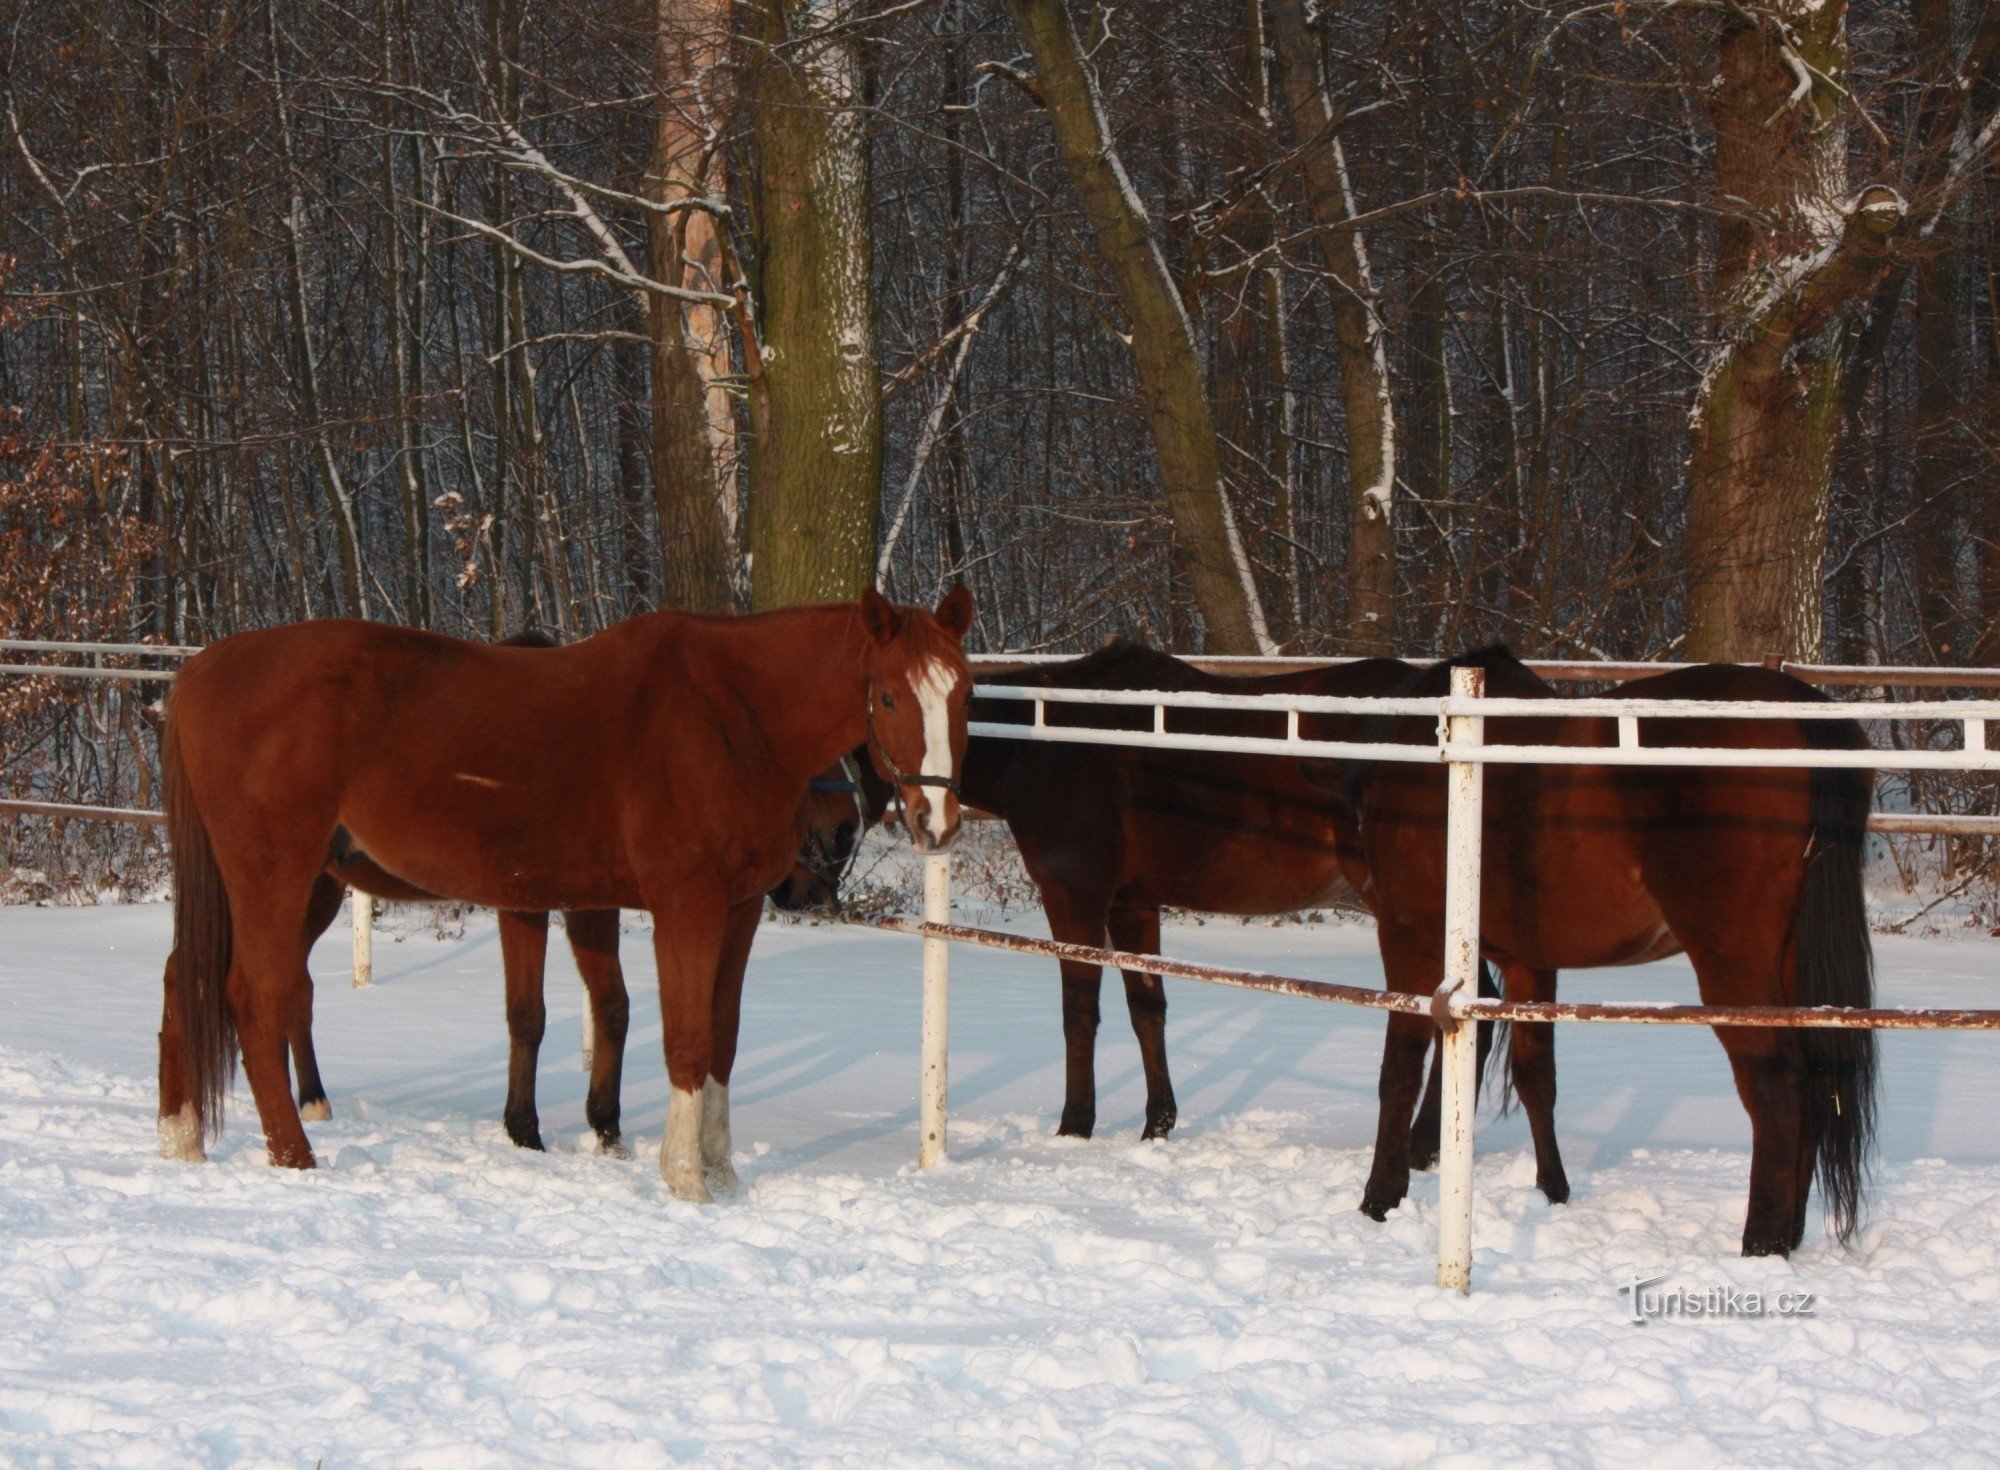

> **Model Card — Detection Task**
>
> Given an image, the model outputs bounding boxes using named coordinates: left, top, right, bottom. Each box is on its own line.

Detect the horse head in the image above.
left=768, top=756, right=882, bottom=913
left=858, top=584, right=975, bottom=854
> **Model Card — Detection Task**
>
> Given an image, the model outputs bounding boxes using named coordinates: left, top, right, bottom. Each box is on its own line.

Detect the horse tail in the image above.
left=163, top=712, right=237, bottom=1140
left=1476, top=960, right=1515, bottom=1116
left=1796, top=718, right=1877, bottom=1244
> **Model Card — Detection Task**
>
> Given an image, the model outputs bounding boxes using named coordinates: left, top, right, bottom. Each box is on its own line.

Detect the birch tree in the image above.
left=1266, top=0, right=1395, bottom=654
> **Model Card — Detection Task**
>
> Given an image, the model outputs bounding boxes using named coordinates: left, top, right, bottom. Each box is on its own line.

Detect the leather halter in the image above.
left=866, top=699, right=963, bottom=799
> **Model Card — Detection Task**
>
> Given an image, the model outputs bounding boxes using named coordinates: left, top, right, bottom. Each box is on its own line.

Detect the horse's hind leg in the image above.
left=226, top=918, right=319, bottom=1170
left=1360, top=922, right=1440, bottom=1221
left=1507, top=966, right=1568, bottom=1205
left=565, top=909, right=629, bottom=1158
left=1719, top=1027, right=1808, bottom=1257
left=1108, top=903, right=1176, bottom=1140
left=498, top=910, right=551, bottom=1151
left=1411, top=962, right=1503, bottom=1171
left=157, top=950, right=204, bottom=1161
left=291, top=873, right=346, bottom=1122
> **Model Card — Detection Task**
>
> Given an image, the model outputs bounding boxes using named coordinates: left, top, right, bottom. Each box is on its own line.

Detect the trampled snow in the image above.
left=2, top=900, right=1999, bottom=1466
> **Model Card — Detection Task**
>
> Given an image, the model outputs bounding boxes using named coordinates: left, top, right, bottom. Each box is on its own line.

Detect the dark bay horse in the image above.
left=261, top=753, right=869, bottom=1156
left=961, top=642, right=1494, bottom=1142
left=1344, top=647, right=1875, bottom=1256
left=159, top=589, right=973, bottom=1199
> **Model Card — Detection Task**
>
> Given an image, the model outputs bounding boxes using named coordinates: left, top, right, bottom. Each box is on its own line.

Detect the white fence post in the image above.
left=351, top=891, right=374, bottom=989
left=919, top=851, right=952, bottom=1170
left=1436, top=665, right=1486, bottom=1293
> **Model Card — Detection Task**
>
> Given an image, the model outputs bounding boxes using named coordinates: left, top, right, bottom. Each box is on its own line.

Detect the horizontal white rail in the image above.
left=971, top=653, right=2000, bottom=689
left=0, top=639, right=198, bottom=657
left=0, top=663, right=176, bottom=683
left=975, top=687, right=2000, bottom=772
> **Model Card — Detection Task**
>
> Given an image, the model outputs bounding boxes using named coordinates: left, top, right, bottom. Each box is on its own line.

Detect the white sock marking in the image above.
left=157, top=1102, right=205, bottom=1163
left=661, top=1084, right=711, bottom=1203
left=700, top=1076, right=739, bottom=1191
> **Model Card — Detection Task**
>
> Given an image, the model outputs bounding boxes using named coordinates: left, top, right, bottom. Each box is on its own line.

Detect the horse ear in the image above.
left=860, top=586, right=903, bottom=645
left=935, top=583, right=975, bottom=641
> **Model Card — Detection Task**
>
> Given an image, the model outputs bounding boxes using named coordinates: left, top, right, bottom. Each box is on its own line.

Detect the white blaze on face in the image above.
left=913, top=658, right=962, bottom=845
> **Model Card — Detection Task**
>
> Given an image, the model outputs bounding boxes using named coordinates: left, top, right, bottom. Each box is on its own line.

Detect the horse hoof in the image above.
left=1409, top=1146, right=1439, bottom=1172
left=1141, top=1104, right=1177, bottom=1141
left=1539, top=1178, right=1570, bottom=1206
left=1056, top=1112, right=1095, bottom=1139
left=269, top=1143, right=317, bottom=1170
left=157, top=1104, right=206, bottom=1163
left=664, top=1168, right=713, bottom=1204
left=506, top=1125, right=546, bottom=1152
left=299, top=1099, right=332, bottom=1123
left=1358, top=1186, right=1403, bottom=1222
left=597, top=1133, right=632, bottom=1161
left=1741, top=1237, right=1791, bottom=1259
left=705, top=1160, right=742, bottom=1195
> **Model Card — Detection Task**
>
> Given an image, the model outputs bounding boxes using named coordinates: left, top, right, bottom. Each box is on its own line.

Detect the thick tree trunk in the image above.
left=1266, top=0, right=1395, bottom=654
left=647, top=0, right=738, bottom=613
left=747, top=0, right=881, bottom=610
left=1005, top=0, right=1272, bottom=653
left=1685, top=1, right=1898, bottom=662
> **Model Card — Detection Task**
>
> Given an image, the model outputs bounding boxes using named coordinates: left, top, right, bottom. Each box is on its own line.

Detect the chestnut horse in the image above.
left=159, top=589, right=973, bottom=1199
left=261, top=753, right=868, bottom=1155
left=961, top=642, right=1495, bottom=1142
left=1344, top=647, right=1875, bottom=1256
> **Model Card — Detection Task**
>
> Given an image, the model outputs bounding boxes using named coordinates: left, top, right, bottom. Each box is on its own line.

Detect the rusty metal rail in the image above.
left=862, top=919, right=2000, bottom=1030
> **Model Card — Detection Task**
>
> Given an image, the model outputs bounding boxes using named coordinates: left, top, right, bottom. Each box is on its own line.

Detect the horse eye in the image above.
left=880, top=691, right=898, bottom=712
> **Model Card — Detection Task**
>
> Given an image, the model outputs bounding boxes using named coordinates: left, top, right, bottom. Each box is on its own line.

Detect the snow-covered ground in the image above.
left=2, top=899, right=1999, bottom=1467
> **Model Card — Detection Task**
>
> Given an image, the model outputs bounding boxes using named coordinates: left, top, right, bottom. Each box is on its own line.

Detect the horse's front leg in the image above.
left=700, top=898, right=764, bottom=1194
left=1108, top=903, right=1176, bottom=1140
left=648, top=886, right=730, bottom=1202
left=1040, top=885, right=1112, bottom=1138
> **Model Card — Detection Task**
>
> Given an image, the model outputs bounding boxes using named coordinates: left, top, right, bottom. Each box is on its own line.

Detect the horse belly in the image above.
left=338, top=780, right=640, bottom=913
left=1484, top=834, right=1673, bottom=970
left=1132, top=812, right=1350, bottom=915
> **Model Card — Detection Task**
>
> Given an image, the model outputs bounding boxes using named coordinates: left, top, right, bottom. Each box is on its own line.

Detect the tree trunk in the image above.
left=1005, top=0, right=1272, bottom=653
left=1685, top=1, right=1899, bottom=662
left=647, top=0, right=738, bottom=613
left=1266, top=0, right=1395, bottom=653
left=746, top=0, right=882, bottom=610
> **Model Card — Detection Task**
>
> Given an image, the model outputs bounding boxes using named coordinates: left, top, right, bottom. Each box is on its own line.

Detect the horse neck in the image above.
left=705, top=605, right=873, bottom=788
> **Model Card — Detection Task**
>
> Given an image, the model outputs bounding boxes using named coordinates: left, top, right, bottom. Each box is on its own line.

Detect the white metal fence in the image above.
left=898, top=668, right=2000, bottom=1293
left=11, top=637, right=2000, bottom=1286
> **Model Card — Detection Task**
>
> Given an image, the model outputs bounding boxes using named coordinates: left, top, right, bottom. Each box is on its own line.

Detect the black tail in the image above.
left=1797, top=722, right=1877, bottom=1244
left=163, top=714, right=237, bottom=1140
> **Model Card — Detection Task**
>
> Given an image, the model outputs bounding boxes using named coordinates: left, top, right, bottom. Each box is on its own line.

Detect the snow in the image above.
left=3, top=900, right=2000, bottom=1465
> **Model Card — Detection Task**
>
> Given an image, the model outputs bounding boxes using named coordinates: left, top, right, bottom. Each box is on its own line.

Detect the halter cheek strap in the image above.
left=866, top=702, right=963, bottom=799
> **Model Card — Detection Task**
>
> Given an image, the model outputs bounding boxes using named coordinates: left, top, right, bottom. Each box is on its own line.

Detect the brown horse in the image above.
left=261, top=753, right=869, bottom=1155
left=961, top=642, right=1495, bottom=1142
left=1343, top=647, right=1875, bottom=1256
left=159, top=589, right=973, bottom=1199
